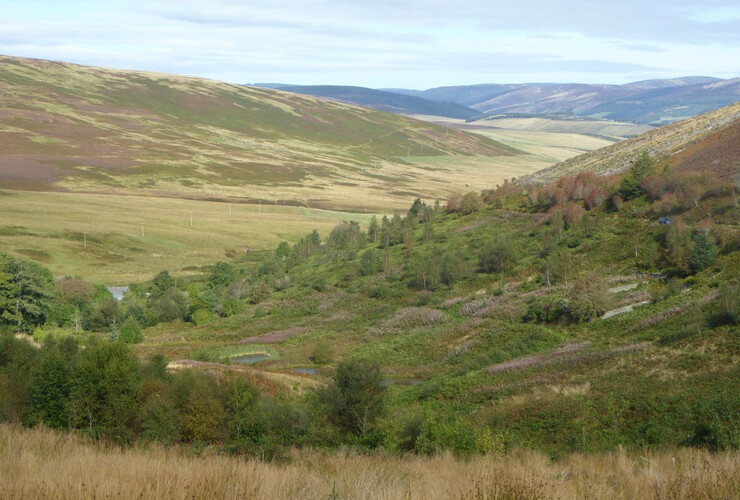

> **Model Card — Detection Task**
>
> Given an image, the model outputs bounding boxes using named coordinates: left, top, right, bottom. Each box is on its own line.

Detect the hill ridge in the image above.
left=0, top=54, right=513, bottom=211
left=519, top=101, right=740, bottom=184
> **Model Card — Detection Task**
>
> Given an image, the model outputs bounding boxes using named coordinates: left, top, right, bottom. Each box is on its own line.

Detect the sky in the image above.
left=1, top=0, right=739, bottom=88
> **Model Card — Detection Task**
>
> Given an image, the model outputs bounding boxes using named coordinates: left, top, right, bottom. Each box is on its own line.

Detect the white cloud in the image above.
left=0, top=0, right=737, bottom=87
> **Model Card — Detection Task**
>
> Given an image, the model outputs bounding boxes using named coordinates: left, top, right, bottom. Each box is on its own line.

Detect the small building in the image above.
left=106, top=286, right=129, bottom=301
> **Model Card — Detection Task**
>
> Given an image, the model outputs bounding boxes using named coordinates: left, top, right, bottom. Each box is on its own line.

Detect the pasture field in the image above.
left=0, top=190, right=378, bottom=283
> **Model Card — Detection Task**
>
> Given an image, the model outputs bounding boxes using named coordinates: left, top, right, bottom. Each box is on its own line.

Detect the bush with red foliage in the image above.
left=564, top=204, right=584, bottom=227
left=653, top=192, right=678, bottom=215
left=446, top=193, right=463, bottom=212
left=542, top=185, right=568, bottom=207
left=584, top=187, right=608, bottom=209
left=640, top=175, right=664, bottom=201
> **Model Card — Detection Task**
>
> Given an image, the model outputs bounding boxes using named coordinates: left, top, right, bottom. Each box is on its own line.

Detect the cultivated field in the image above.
left=0, top=190, right=377, bottom=283
left=1, top=424, right=737, bottom=499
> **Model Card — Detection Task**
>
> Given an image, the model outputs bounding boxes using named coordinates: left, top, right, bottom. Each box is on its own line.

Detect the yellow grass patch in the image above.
left=0, top=424, right=737, bottom=499
left=0, top=190, right=379, bottom=283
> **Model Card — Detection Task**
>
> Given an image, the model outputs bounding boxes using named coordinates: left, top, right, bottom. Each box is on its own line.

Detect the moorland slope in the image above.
left=521, top=101, right=740, bottom=184
left=0, top=55, right=513, bottom=210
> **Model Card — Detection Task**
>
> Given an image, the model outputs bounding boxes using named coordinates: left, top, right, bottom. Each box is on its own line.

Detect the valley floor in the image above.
left=1, top=424, right=737, bottom=499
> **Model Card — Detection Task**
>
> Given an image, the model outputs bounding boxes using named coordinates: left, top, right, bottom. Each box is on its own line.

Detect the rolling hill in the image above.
left=0, top=55, right=513, bottom=210
left=253, top=84, right=483, bottom=120
left=520, top=101, right=740, bottom=184
left=273, top=78, right=740, bottom=127
left=390, top=77, right=740, bottom=125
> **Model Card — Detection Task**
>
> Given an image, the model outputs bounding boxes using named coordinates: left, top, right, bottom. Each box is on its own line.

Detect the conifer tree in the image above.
left=689, top=231, right=718, bottom=273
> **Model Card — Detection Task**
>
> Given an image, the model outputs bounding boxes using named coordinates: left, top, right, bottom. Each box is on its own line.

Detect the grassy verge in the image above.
left=1, top=424, right=737, bottom=499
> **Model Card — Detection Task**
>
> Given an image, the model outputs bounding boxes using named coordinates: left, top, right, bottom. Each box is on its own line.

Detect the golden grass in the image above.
left=0, top=190, right=378, bottom=283
left=1, top=424, right=737, bottom=499
left=410, top=115, right=627, bottom=175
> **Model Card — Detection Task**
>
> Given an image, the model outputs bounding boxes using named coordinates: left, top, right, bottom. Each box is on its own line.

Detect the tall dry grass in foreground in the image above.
left=0, top=424, right=737, bottom=499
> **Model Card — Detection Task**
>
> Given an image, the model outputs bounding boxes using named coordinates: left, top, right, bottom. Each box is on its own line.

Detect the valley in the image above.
left=0, top=54, right=738, bottom=499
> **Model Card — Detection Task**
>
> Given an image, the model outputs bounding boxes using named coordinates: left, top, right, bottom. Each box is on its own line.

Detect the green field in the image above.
left=0, top=190, right=378, bottom=283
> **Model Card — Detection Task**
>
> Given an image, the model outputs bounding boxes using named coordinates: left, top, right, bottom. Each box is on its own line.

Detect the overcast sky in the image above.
left=1, top=0, right=739, bottom=88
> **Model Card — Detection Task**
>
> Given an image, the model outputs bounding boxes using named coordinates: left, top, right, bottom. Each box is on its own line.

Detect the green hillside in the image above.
left=2, top=127, right=738, bottom=459
left=0, top=55, right=514, bottom=210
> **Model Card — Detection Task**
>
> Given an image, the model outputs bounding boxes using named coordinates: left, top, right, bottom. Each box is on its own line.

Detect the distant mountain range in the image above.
left=257, top=77, right=740, bottom=125
left=253, top=84, right=484, bottom=120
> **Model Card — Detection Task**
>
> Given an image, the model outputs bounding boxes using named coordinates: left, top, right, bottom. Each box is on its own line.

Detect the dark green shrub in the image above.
left=118, top=318, right=144, bottom=344
left=310, top=341, right=334, bottom=365
left=67, top=340, right=142, bottom=442
left=360, top=248, right=378, bottom=276
left=221, top=297, right=243, bottom=317
left=151, top=270, right=175, bottom=296
left=320, top=359, right=385, bottom=437
left=523, top=298, right=564, bottom=323
left=22, top=339, right=74, bottom=428
left=568, top=273, right=610, bottom=322
left=689, top=231, right=718, bottom=274
left=479, top=234, right=517, bottom=274
left=142, top=397, right=181, bottom=445
left=442, top=251, right=470, bottom=285
left=208, top=262, right=236, bottom=289
left=250, top=282, right=272, bottom=304
left=618, top=152, right=654, bottom=200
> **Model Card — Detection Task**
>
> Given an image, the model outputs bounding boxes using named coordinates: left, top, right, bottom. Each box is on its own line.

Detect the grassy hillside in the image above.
left=1, top=59, right=738, bottom=495
left=2, top=128, right=737, bottom=465
left=522, top=101, right=740, bottom=184
left=0, top=55, right=514, bottom=210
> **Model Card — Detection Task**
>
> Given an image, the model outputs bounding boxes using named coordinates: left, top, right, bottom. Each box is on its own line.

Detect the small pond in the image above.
left=381, top=377, right=427, bottom=387
left=294, top=367, right=317, bottom=375
left=233, top=353, right=269, bottom=364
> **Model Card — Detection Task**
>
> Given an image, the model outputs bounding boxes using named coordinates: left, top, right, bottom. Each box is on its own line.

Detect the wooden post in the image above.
left=190, top=213, right=193, bottom=227
left=141, top=223, right=144, bottom=237
left=83, top=232, right=87, bottom=249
